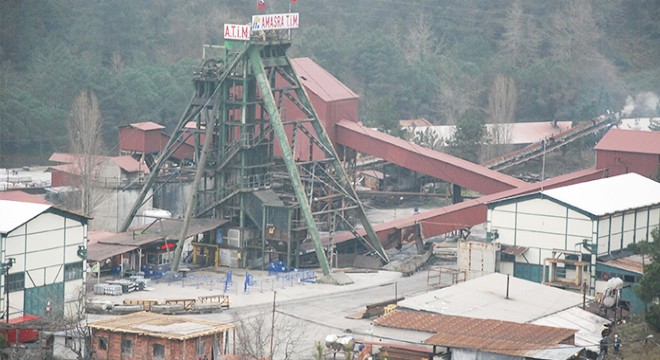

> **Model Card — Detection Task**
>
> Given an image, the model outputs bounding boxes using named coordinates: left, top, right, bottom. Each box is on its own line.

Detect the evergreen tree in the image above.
left=447, top=109, right=488, bottom=163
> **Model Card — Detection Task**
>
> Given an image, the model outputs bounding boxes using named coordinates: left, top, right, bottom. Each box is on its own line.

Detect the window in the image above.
left=196, top=338, right=205, bottom=356
left=121, top=339, right=133, bottom=356
left=64, top=262, right=84, bottom=281
left=65, top=336, right=74, bottom=348
left=98, top=337, right=108, bottom=351
left=153, top=343, right=165, bottom=359
left=6, top=272, right=25, bottom=292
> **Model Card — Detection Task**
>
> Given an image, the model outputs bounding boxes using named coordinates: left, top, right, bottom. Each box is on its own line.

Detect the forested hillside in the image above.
left=1, top=0, right=659, bottom=166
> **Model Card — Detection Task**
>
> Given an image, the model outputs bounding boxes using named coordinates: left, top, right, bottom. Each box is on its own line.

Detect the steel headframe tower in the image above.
left=121, top=32, right=388, bottom=276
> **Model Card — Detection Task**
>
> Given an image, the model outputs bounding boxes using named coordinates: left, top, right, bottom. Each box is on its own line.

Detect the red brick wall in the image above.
left=91, top=329, right=221, bottom=360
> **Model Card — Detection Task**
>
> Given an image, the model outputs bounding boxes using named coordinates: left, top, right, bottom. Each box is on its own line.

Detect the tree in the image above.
left=67, top=89, right=105, bottom=215
left=364, top=97, right=403, bottom=138
left=487, top=75, right=517, bottom=159
left=632, top=227, right=660, bottom=331
left=447, top=109, right=488, bottom=163
left=232, top=309, right=307, bottom=360
left=498, top=0, right=541, bottom=68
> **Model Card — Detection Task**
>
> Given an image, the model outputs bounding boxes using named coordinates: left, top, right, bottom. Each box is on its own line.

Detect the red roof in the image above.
left=49, top=152, right=78, bottom=164
left=109, top=156, right=148, bottom=173
left=376, top=310, right=576, bottom=357
left=123, top=121, right=165, bottom=131
left=594, top=128, right=660, bottom=155
left=0, top=191, right=51, bottom=205
left=291, top=57, right=358, bottom=102
left=49, top=153, right=146, bottom=174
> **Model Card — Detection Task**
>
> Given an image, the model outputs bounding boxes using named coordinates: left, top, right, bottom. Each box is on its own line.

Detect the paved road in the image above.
left=198, top=268, right=440, bottom=359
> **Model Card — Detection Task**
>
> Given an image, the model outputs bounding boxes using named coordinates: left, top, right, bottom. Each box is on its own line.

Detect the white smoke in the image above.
left=621, top=91, right=660, bottom=117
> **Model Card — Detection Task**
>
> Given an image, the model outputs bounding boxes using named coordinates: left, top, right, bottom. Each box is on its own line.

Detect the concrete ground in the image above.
left=88, top=268, right=404, bottom=310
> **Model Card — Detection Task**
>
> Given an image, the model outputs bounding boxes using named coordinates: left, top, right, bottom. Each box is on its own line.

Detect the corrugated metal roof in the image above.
left=531, top=306, right=610, bottom=353
left=49, top=152, right=78, bottom=164
left=376, top=310, right=577, bottom=358
left=87, top=218, right=228, bottom=260
left=594, top=128, right=660, bottom=154
left=291, top=57, right=358, bottom=102
left=602, top=254, right=649, bottom=275
left=108, top=156, right=147, bottom=173
left=87, top=242, right=138, bottom=262
left=397, top=273, right=584, bottom=323
left=542, top=172, right=660, bottom=217
left=0, top=191, right=51, bottom=205
left=123, top=121, right=165, bottom=131
left=0, top=200, right=51, bottom=235
left=88, top=312, right=234, bottom=340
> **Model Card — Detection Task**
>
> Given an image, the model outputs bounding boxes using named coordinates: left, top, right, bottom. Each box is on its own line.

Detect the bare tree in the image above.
left=487, top=75, right=517, bottom=159
left=498, top=0, right=540, bottom=67
left=67, top=89, right=105, bottom=215
left=58, top=286, right=91, bottom=360
left=403, top=13, right=443, bottom=63
left=232, top=309, right=308, bottom=360
left=548, top=1, right=600, bottom=63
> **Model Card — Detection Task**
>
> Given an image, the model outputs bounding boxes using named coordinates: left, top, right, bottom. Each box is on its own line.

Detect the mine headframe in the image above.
left=122, top=36, right=388, bottom=276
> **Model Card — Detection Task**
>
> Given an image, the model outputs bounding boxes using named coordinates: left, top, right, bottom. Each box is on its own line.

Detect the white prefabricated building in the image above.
left=487, top=173, right=660, bottom=292
left=0, top=199, right=89, bottom=320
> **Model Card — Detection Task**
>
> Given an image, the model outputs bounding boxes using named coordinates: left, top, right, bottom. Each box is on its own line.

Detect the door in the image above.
left=24, top=283, right=64, bottom=317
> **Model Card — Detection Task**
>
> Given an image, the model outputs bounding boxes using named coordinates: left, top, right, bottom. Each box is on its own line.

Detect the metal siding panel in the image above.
left=514, top=262, right=543, bottom=283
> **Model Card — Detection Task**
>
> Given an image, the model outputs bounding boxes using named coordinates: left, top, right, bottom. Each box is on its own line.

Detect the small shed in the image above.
left=88, top=312, right=235, bottom=360
left=118, top=122, right=166, bottom=154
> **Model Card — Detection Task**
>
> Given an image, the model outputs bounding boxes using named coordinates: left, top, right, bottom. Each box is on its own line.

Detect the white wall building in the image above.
left=487, top=173, right=660, bottom=292
left=0, top=199, right=89, bottom=320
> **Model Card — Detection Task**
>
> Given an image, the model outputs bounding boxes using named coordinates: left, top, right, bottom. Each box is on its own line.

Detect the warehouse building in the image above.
left=486, top=173, right=660, bottom=295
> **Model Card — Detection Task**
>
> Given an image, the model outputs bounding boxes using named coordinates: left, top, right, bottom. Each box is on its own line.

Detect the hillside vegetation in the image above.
left=1, top=0, right=659, bottom=165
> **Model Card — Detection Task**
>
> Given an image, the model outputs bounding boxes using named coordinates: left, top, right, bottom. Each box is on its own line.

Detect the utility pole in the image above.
left=269, top=291, right=276, bottom=360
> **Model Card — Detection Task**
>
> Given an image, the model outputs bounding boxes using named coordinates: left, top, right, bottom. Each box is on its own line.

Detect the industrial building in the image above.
left=594, top=128, right=660, bottom=179
left=486, top=172, right=660, bottom=299
left=0, top=196, right=89, bottom=320
left=374, top=309, right=583, bottom=360
left=395, top=273, right=609, bottom=355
